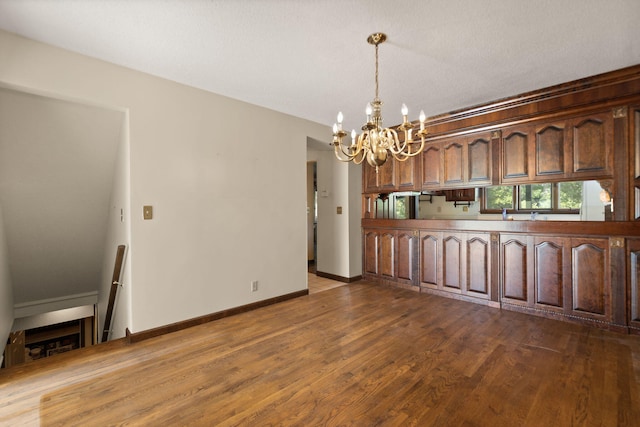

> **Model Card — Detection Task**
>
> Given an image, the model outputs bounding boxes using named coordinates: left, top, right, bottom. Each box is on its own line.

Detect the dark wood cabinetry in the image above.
left=365, top=220, right=639, bottom=333
left=361, top=66, right=640, bottom=333
left=421, top=132, right=493, bottom=191
left=363, top=228, right=418, bottom=287
left=444, top=188, right=475, bottom=203
left=419, top=230, right=491, bottom=301
left=501, top=111, right=614, bottom=184
left=500, top=234, right=612, bottom=324
left=363, top=155, right=420, bottom=193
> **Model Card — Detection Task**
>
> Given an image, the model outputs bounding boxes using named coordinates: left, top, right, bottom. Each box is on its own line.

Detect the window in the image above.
left=482, top=182, right=582, bottom=213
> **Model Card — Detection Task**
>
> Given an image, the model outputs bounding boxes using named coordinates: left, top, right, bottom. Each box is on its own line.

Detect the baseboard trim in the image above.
left=126, top=289, right=309, bottom=344
left=316, top=271, right=362, bottom=283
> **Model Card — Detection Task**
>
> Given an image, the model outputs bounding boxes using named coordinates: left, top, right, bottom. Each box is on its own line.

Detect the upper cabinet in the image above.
left=421, top=131, right=493, bottom=191
left=363, top=154, right=420, bottom=193
left=501, top=110, right=613, bottom=184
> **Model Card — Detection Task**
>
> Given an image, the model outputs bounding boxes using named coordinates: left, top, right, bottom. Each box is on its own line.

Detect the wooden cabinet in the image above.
left=444, top=188, right=475, bottom=203
left=421, top=132, right=492, bottom=190
left=363, top=155, right=420, bottom=193
left=363, top=228, right=418, bottom=287
left=500, top=234, right=612, bottom=324
left=501, top=110, right=614, bottom=184
left=420, top=230, right=491, bottom=300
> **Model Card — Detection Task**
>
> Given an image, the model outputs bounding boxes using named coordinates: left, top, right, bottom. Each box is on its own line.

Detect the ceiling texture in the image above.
left=0, top=0, right=639, bottom=135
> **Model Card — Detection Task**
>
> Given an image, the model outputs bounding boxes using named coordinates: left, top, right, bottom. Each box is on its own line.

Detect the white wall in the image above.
left=308, top=149, right=362, bottom=279
left=0, top=203, right=14, bottom=366
left=0, top=30, right=329, bottom=333
left=98, top=115, right=131, bottom=340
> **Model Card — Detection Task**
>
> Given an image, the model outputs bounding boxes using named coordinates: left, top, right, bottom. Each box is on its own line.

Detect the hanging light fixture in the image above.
left=332, top=33, right=427, bottom=171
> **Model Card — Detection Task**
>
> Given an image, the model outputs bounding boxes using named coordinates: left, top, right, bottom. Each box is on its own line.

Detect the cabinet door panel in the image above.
left=629, top=239, right=640, bottom=327
left=468, top=137, right=491, bottom=183
left=378, top=160, right=396, bottom=192
left=397, top=231, right=415, bottom=283
left=534, top=239, right=564, bottom=308
left=467, top=235, right=490, bottom=296
left=397, top=156, right=419, bottom=191
left=572, top=115, right=611, bottom=176
left=502, top=130, right=529, bottom=180
left=380, top=232, right=395, bottom=278
left=420, top=232, right=440, bottom=287
left=363, top=161, right=379, bottom=193
left=535, top=125, right=564, bottom=177
left=572, top=239, right=608, bottom=316
left=421, top=144, right=441, bottom=188
left=364, top=230, right=379, bottom=275
left=443, top=142, right=465, bottom=185
left=501, top=236, right=528, bottom=302
left=443, top=235, right=462, bottom=290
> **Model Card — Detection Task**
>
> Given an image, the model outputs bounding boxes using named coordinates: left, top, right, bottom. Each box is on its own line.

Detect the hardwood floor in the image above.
left=1, top=281, right=639, bottom=426
left=308, top=272, right=346, bottom=294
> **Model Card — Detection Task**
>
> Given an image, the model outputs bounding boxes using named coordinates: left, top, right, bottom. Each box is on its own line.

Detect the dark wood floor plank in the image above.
left=1, top=281, right=639, bottom=426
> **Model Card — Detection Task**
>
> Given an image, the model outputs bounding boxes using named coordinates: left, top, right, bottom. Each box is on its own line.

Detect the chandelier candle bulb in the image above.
left=331, top=33, right=428, bottom=170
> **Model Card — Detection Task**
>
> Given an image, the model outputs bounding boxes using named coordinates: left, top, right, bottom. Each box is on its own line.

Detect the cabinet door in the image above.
left=396, top=155, right=420, bottom=191
left=397, top=230, right=418, bottom=286
left=420, top=230, right=441, bottom=289
left=500, top=234, right=531, bottom=305
left=363, top=229, right=379, bottom=276
left=442, top=233, right=464, bottom=292
left=363, top=161, right=379, bottom=193
left=378, top=159, right=397, bottom=192
left=533, top=236, right=568, bottom=313
left=466, top=233, right=491, bottom=298
left=570, top=237, right=610, bottom=322
left=443, top=139, right=465, bottom=186
left=569, top=111, right=613, bottom=178
left=467, top=135, right=492, bottom=184
left=535, top=124, right=565, bottom=178
left=379, top=231, right=396, bottom=279
left=501, top=128, right=531, bottom=183
left=421, top=143, right=442, bottom=189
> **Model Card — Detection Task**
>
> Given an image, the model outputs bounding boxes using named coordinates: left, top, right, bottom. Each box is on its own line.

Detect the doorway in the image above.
left=306, top=161, right=317, bottom=273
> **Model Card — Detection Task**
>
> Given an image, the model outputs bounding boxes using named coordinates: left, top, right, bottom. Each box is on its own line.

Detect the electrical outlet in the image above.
left=251, top=280, right=259, bottom=292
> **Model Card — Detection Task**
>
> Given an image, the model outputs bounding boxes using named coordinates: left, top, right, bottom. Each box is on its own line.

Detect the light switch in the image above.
left=143, top=205, right=153, bottom=220
left=336, top=206, right=342, bottom=214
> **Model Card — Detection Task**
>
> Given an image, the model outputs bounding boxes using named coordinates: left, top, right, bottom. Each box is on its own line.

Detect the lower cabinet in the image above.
left=363, top=228, right=419, bottom=287
left=420, top=230, right=491, bottom=300
left=500, top=234, right=612, bottom=324
left=364, top=225, right=635, bottom=332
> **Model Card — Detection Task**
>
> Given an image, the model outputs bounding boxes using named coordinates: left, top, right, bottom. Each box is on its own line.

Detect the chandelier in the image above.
left=332, top=33, right=427, bottom=171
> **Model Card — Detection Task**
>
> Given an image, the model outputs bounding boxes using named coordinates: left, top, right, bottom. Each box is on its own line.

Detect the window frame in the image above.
left=480, top=182, right=581, bottom=214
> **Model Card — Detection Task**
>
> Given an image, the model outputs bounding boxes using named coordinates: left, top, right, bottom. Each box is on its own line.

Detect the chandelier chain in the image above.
left=374, top=43, right=379, bottom=101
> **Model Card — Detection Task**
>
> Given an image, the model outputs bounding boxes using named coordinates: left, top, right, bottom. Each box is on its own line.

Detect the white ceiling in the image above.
left=0, top=0, right=638, bottom=135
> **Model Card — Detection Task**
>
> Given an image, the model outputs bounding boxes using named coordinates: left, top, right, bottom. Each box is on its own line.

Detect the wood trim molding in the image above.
left=423, top=64, right=640, bottom=138
left=125, top=289, right=309, bottom=344
left=315, top=271, right=362, bottom=283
